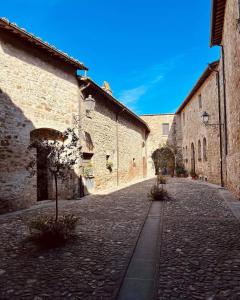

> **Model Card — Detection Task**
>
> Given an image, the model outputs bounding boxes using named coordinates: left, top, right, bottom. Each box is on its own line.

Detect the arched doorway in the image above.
left=152, top=146, right=175, bottom=176
left=191, top=143, right=195, bottom=173
left=30, top=128, right=65, bottom=201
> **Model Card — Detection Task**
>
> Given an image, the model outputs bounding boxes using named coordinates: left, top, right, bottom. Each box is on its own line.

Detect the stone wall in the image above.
left=0, top=33, right=81, bottom=213
left=140, top=114, right=175, bottom=176
left=81, top=88, right=147, bottom=192
left=177, top=71, right=222, bottom=184
left=0, top=32, right=149, bottom=213
left=220, top=0, right=240, bottom=197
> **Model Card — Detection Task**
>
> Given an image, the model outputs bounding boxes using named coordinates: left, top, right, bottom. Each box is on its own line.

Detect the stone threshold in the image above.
left=116, top=201, right=163, bottom=300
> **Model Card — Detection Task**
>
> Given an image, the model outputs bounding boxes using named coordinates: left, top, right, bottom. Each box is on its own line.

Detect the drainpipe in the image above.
left=208, top=64, right=224, bottom=187
left=216, top=71, right=224, bottom=187
left=116, top=108, right=125, bottom=187
left=220, top=45, right=228, bottom=156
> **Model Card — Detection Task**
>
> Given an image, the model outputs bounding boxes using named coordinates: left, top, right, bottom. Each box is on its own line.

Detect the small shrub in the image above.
left=83, top=162, right=94, bottom=177
left=157, top=175, right=166, bottom=184
left=175, top=165, right=186, bottom=177
left=149, top=185, right=169, bottom=201
left=28, top=215, right=78, bottom=248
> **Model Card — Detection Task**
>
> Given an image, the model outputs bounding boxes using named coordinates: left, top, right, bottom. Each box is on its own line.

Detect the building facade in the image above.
left=140, top=114, right=181, bottom=176
left=176, top=61, right=222, bottom=184
left=78, top=78, right=149, bottom=193
left=0, top=18, right=149, bottom=213
left=211, top=0, right=240, bottom=197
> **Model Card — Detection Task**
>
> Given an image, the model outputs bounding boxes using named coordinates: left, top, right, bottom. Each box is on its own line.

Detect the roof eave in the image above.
left=210, top=0, right=226, bottom=47
left=0, top=17, right=88, bottom=70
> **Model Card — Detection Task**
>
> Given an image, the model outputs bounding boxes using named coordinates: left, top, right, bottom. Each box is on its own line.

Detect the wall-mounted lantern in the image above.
left=201, top=111, right=209, bottom=125
left=84, top=94, right=96, bottom=116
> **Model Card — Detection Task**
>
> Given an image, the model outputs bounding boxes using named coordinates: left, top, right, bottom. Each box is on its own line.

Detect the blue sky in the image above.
left=2, top=0, right=219, bottom=114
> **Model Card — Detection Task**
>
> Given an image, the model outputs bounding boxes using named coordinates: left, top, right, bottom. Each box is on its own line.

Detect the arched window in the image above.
left=191, top=143, right=195, bottom=173
left=203, top=137, right=207, bottom=161
left=198, top=140, right=202, bottom=161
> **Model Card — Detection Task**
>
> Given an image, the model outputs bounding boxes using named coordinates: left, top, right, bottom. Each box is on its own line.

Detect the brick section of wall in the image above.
left=220, top=0, right=240, bottom=197
left=178, top=72, right=222, bottom=184
left=0, top=34, right=81, bottom=213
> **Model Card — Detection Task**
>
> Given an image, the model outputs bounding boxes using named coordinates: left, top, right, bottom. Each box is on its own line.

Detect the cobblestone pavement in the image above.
left=0, top=179, right=153, bottom=300
left=158, top=178, right=240, bottom=300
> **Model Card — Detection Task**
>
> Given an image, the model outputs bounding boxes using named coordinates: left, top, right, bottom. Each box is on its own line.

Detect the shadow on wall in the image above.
left=0, top=88, right=36, bottom=213
left=0, top=88, right=80, bottom=214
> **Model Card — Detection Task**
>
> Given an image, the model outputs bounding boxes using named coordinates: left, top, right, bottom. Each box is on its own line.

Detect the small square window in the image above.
left=162, top=123, right=169, bottom=135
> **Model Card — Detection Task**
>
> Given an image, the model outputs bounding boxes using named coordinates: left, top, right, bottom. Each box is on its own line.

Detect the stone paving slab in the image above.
left=118, top=201, right=162, bottom=300
left=0, top=179, right=153, bottom=299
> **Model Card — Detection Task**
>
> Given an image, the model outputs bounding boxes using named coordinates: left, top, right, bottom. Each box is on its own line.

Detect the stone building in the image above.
left=0, top=18, right=149, bottom=213
left=210, top=0, right=240, bottom=197
left=176, top=61, right=222, bottom=184
left=140, top=114, right=177, bottom=176
left=78, top=77, right=149, bottom=193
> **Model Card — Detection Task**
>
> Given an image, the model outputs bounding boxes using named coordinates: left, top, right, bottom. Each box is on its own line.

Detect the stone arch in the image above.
left=152, top=146, right=175, bottom=176
left=30, top=128, right=65, bottom=142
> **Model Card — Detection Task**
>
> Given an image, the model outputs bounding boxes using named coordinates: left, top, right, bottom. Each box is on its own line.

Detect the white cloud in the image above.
left=116, top=53, right=186, bottom=109
left=118, top=85, right=148, bottom=105
left=117, top=69, right=165, bottom=106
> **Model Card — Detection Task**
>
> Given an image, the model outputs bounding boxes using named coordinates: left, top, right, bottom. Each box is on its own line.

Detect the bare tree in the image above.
left=27, top=127, right=81, bottom=221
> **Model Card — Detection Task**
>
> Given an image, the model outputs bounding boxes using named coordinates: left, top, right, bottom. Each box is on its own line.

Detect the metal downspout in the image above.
left=208, top=64, right=224, bottom=187
left=220, top=45, right=228, bottom=156
left=216, top=71, right=224, bottom=187
left=116, top=109, right=125, bottom=187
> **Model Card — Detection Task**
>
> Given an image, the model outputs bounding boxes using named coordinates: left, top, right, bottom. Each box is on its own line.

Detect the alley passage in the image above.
left=1, top=178, right=240, bottom=299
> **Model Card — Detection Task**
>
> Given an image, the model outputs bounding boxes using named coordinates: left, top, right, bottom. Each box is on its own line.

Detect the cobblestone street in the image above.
left=158, top=178, right=240, bottom=300
left=0, top=180, right=152, bottom=300
left=1, top=178, right=240, bottom=299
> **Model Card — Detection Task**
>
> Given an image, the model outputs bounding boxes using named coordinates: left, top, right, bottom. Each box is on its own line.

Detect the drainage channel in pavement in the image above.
left=117, top=201, right=164, bottom=300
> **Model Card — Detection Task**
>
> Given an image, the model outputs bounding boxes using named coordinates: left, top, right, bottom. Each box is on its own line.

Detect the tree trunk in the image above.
left=54, top=173, right=58, bottom=221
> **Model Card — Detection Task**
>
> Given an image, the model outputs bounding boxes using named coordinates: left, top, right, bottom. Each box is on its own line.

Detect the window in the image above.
left=198, top=94, right=202, bottom=109
left=183, top=112, right=185, bottom=126
left=203, top=137, right=207, bottom=161
left=162, top=123, right=169, bottom=135
left=198, top=140, right=202, bottom=161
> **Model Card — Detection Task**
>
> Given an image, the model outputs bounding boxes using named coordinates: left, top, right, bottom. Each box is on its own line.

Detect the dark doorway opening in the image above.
left=37, top=147, right=49, bottom=201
